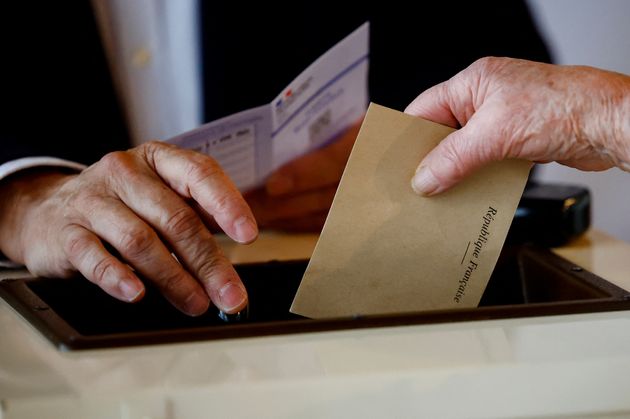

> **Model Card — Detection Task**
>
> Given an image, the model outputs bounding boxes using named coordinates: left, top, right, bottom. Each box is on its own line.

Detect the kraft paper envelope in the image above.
left=290, top=103, right=531, bottom=319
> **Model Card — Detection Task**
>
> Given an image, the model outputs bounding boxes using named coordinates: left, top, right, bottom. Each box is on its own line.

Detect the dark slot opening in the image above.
left=24, top=245, right=623, bottom=336
left=2, top=245, right=629, bottom=350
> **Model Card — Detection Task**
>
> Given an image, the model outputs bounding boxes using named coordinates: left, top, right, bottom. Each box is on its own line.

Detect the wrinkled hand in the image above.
left=245, top=120, right=362, bottom=232
left=405, top=57, right=630, bottom=195
left=0, top=142, right=258, bottom=316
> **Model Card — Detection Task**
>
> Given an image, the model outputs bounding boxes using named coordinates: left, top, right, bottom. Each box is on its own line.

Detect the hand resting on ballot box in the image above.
left=0, top=142, right=257, bottom=316
left=0, top=123, right=362, bottom=317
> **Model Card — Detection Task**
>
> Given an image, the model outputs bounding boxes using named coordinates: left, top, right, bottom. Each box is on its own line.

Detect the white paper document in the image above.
left=168, top=22, right=369, bottom=191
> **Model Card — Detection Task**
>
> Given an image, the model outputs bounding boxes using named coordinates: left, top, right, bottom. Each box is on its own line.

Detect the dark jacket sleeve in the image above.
left=1, top=1, right=130, bottom=167
left=2, top=1, right=551, bottom=166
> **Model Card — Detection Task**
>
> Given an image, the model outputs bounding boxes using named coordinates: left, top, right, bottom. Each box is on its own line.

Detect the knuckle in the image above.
left=212, top=193, right=239, bottom=216
left=99, top=151, right=132, bottom=173
left=98, top=151, right=140, bottom=184
left=137, top=141, right=178, bottom=169
left=63, top=229, right=91, bottom=259
left=164, top=206, right=202, bottom=242
left=196, top=255, right=224, bottom=285
left=440, top=141, right=467, bottom=180
left=90, top=257, right=116, bottom=286
left=143, top=140, right=167, bottom=149
left=162, top=270, right=188, bottom=294
left=471, top=56, right=497, bottom=72
left=139, top=140, right=171, bottom=156
left=119, top=227, right=155, bottom=259
left=70, top=191, right=102, bottom=216
left=469, top=57, right=514, bottom=85
left=186, top=160, right=224, bottom=186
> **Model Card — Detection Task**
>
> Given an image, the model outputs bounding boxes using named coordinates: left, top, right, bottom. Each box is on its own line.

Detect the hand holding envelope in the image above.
left=291, top=104, right=531, bottom=319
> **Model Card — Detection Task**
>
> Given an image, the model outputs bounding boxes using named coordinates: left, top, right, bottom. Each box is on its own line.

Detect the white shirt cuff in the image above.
left=0, top=157, right=87, bottom=181
left=0, top=157, right=87, bottom=268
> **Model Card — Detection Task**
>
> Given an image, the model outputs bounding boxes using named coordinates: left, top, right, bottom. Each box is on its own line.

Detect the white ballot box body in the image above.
left=1, top=231, right=630, bottom=418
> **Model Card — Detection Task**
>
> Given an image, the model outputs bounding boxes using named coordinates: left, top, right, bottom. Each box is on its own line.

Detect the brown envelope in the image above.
left=290, top=103, right=531, bottom=318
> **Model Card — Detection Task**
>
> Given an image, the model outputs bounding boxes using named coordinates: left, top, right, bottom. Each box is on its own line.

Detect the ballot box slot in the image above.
left=1, top=245, right=629, bottom=350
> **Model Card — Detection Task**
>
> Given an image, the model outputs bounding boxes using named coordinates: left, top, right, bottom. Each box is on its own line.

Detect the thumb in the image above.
left=410, top=117, right=498, bottom=196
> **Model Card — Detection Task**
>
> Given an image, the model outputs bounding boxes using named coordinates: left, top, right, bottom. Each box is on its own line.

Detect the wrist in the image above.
left=608, top=74, right=630, bottom=170
left=0, top=170, right=73, bottom=263
left=577, top=66, right=630, bottom=170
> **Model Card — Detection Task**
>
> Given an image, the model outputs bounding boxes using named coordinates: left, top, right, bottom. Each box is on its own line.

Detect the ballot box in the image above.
left=1, top=241, right=629, bottom=351
left=2, top=185, right=630, bottom=418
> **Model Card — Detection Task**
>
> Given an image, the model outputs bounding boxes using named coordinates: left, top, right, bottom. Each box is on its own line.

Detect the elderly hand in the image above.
left=245, top=120, right=362, bottom=232
left=0, top=142, right=258, bottom=316
left=405, top=57, right=630, bottom=195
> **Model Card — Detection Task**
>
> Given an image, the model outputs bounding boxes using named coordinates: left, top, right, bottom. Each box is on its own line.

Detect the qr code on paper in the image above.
left=308, top=109, right=332, bottom=147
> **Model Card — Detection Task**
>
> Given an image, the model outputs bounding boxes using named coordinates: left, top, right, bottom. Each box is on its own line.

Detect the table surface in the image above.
left=2, top=229, right=630, bottom=419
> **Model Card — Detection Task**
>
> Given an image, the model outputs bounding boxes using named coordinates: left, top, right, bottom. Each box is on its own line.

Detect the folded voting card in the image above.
left=168, top=23, right=369, bottom=192
left=291, top=103, right=531, bottom=319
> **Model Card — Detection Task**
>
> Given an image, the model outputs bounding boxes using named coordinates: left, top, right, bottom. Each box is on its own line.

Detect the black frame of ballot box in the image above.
left=1, top=245, right=629, bottom=351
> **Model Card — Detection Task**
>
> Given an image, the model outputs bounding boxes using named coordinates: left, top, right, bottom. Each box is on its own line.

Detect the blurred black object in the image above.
left=507, top=182, right=591, bottom=247
left=1, top=1, right=552, bottom=166
left=201, top=2, right=552, bottom=122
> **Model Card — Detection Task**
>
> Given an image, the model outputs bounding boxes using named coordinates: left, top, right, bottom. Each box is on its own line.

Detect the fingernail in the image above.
left=219, top=282, right=247, bottom=313
left=120, top=279, right=144, bottom=302
left=266, top=174, right=293, bottom=196
left=184, top=291, right=210, bottom=316
left=411, top=166, right=440, bottom=196
left=234, top=216, right=257, bottom=243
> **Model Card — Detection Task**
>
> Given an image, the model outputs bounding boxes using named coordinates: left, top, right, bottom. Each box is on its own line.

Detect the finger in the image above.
left=187, top=199, right=220, bottom=232
left=404, top=81, right=461, bottom=128
left=112, top=171, right=248, bottom=313
left=137, top=143, right=258, bottom=245
left=60, top=224, right=145, bottom=303
left=265, top=120, right=362, bottom=196
left=82, top=198, right=212, bottom=316
left=410, top=114, right=503, bottom=196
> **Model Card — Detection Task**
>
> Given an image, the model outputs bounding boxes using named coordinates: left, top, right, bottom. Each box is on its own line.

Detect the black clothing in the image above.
left=2, top=1, right=551, bottom=166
